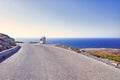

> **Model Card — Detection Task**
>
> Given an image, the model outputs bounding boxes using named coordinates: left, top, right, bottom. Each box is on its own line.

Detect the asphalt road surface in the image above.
left=0, top=43, right=120, bottom=80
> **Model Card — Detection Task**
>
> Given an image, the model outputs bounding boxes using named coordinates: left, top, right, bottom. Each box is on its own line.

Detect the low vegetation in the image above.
left=15, top=41, right=24, bottom=43
left=54, top=44, right=120, bottom=63
left=85, top=49, right=120, bottom=62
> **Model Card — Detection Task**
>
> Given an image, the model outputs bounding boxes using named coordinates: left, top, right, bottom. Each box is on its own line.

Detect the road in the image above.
left=0, top=43, right=120, bottom=80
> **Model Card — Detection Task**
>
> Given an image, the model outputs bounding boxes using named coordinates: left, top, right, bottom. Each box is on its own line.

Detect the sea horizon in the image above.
left=15, top=38, right=120, bottom=49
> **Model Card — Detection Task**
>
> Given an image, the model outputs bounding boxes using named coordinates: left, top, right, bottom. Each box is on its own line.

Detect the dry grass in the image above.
left=85, top=49, right=120, bottom=62
left=54, top=44, right=120, bottom=62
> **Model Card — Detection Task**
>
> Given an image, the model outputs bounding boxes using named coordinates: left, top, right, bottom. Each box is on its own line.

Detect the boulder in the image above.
left=0, top=33, right=16, bottom=52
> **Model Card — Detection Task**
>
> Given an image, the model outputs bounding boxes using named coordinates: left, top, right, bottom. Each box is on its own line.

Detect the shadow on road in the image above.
left=0, top=47, right=21, bottom=63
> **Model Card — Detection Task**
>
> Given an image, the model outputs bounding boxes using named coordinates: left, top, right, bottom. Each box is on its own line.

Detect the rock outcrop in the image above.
left=53, top=44, right=82, bottom=53
left=0, top=33, right=16, bottom=52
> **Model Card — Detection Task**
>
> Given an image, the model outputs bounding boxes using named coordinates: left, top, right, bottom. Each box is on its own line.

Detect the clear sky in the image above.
left=0, top=0, right=120, bottom=38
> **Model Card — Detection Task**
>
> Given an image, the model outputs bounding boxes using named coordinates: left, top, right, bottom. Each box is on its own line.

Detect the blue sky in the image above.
left=0, top=0, right=120, bottom=38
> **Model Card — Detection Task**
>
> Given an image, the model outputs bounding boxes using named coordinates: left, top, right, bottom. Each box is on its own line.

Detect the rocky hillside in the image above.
left=0, top=33, right=16, bottom=52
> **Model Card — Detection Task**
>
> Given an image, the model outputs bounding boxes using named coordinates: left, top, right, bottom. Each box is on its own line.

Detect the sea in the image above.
left=15, top=38, right=120, bottom=49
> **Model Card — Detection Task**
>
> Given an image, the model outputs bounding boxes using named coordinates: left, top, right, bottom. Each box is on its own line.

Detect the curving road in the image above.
left=0, top=43, right=120, bottom=80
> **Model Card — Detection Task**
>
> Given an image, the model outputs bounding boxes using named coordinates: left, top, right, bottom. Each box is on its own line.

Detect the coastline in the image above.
left=53, top=44, right=120, bottom=69
left=15, top=38, right=120, bottom=49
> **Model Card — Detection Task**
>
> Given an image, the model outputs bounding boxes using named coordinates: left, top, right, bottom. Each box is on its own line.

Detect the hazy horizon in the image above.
left=0, top=0, right=120, bottom=38
left=15, top=37, right=120, bottom=39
